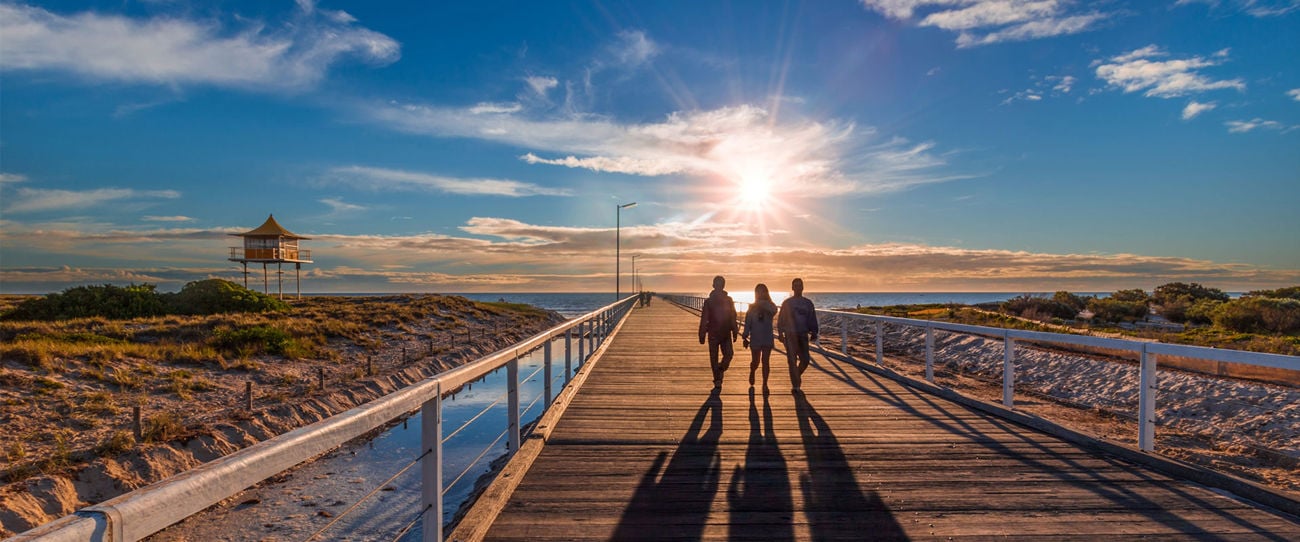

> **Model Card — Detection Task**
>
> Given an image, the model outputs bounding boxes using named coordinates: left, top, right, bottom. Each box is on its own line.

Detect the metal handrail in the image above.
left=662, top=294, right=1299, bottom=453
left=16, top=296, right=639, bottom=542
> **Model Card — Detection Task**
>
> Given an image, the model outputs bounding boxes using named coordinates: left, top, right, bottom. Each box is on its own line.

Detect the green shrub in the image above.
left=1001, top=294, right=1077, bottom=320
left=212, top=325, right=295, bottom=356
left=1184, top=299, right=1223, bottom=325
left=1109, top=288, right=1150, bottom=303
left=1051, top=291, right=1090, bottom=312
left=1244, top=286, right=1300, bottom=301
left=1213, top=297, right=1300, bottom=334
left=1087, top=298, right=1149, bottom=322
left=3, top=284, right=165, bottom=321
left=1, top=280, right=287, bottom=321
left=1152, top=282, right=1229, bottom=306
left=165, top=279, right=289, bottom=315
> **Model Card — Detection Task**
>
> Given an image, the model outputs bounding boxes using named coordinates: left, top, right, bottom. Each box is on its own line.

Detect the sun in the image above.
left=736, top=174, right=773, bottom=211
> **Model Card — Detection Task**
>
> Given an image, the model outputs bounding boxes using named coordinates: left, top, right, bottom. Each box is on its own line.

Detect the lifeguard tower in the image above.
left=229, top=214, right=312, bottom=299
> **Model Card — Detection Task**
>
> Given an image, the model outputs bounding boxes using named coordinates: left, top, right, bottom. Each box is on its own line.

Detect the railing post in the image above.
left=544, top=339, right=553, bottom=408
left=578, top=321, right=586, bottom=365
left=925, top=325, right=935, bottom=383
left=1139, top=345, right=1156, bottom=452
left=588, top=317, right=596, bottom=353
left=841, top=317, right=849, bottom=356
left=1003, top=335, right=1015, bottom=408
left=565, top=328, right=573, bottom=382
left=420, top=381, right=442, bottom=542
left=508, top=353, right=520, bottom=453
left=875, top=320, right=884, bottom=364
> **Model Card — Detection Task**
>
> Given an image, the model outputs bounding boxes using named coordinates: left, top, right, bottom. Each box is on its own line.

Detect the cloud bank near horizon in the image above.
left=3, top=218, right=1294, bottom=294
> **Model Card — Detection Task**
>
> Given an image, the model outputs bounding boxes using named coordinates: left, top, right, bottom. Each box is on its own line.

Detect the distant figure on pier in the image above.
left=699, top=275, right=739, bottom=389
left=778, top=277, right=819, bottom=392
left=742, top=283, right=778, bottom=393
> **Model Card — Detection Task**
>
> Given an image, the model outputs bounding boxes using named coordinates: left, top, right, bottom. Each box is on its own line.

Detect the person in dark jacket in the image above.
left=699, top=275, right=739, bottom=388
left=742, top=283, right=778, bottom=393
left=777, top=277, right=818, bottom=392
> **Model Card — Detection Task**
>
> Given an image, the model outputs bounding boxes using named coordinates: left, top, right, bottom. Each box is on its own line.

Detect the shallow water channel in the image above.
left=154, top=335, right=583, bottom=542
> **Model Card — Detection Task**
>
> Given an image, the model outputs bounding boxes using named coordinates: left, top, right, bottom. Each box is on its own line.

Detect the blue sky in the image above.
left=2, top=0, right=1298, bottom=294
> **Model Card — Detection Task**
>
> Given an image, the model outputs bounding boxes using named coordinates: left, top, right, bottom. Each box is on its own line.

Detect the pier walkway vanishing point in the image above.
left=454, top=299, right=1300, bottom=541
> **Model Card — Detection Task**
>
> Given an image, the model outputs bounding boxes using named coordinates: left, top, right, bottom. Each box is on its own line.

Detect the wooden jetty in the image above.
left=454, top=300, right=1300, bottom=540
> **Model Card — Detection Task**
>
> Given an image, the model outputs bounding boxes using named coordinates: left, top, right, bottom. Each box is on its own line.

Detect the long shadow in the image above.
left=809, top=350, right=1292, bottom=540
left=611, top=388, right=724, bottom=540
left=727, top=389, right=794, bottom=541
left=794, top=391, right=909, bottom=541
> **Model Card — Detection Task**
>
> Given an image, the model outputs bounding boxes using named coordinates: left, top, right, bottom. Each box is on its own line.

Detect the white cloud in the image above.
left=364, top=102, right=961, bottom=197
left=1001, top=74, right=1075, bottom=105
left=5, top=217, right=1297, bottom=293
left=524, top=76, right=558, bottom=97
left=520, top=153, right=686, bottom=176
left=319, top=197, right=368, bottom=213
left=0, top=2, right=399, bottom=91
left=1181, top=101, right=1217, bottom=120
left=1175, top=0, right=1300, bottom=17
left=859, top=1, right=1110, bottom=47
left=142, top=215, right=195, bottom=222
left=1288, top=88, right=1300, bottom=101
left=611, top=30, right=659, bottom=67
left=0, top=173, right=29, bottom=184
left=324, top=165, right=571, bottom=197
left=4, top=187, right=181, bottom=213
left=469, top=102, right=524, bottom=114
left=1050, top=75, right=1076, bottom=93
left=1094, top=45, right=1245, bottom=98
left=1224, top=118, right=1288, bottom=133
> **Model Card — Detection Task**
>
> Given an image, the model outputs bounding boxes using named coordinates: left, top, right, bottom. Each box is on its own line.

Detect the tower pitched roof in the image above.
left=233, top=214, right=310, bottom=239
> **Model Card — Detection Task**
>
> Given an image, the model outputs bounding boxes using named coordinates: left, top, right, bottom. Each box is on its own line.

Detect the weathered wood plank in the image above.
left=466, top=301, right=1300, bottom=541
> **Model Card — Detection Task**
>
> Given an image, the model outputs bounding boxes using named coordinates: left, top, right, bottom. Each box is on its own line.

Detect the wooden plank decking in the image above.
left=472, top=300, right=1300, bottom=540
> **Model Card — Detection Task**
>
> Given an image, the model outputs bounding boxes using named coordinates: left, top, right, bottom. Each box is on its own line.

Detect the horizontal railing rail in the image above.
left=661, top=294, right=1299, bottom=453
left=15, top=296, right=639, bottom=542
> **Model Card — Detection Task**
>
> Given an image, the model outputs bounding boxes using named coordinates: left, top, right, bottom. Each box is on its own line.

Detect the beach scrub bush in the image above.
left=211, top=325, right=297, bottom=356
left=1245, top=286, right=1300, bottom=300
left=1087, top=298, right=1150, bottom=323
left=1109, top=288, right=1150, bottom=304
left=1153, top=282, right=1230, bottom=323
left=3, top=284, right=166, bottom=321
left=165, top=279, right=289, bottom=315
left=1213, top=297, right=1300, bottom=334
left=1001, top=294, right=1078, bottom=321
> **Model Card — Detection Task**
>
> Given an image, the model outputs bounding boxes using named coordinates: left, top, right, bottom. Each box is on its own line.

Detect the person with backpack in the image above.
left=699, top=275, right=739, bottom=389
left=777, top=277, right=818, bottom=392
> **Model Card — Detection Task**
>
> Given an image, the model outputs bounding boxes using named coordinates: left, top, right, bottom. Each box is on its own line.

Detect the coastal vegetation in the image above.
left=0, top=285, right=565, bottom=534
left=851, top=282, right=1300, bottom=356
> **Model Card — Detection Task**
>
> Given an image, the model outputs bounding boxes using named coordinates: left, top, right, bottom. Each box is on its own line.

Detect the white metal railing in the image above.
left=662, top=294, right=1300, bottom=453
left=14, top=296, right=639, bottom=542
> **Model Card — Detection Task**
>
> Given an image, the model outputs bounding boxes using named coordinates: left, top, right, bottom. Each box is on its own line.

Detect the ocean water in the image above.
left=456, top=292, right=1093, bottom=317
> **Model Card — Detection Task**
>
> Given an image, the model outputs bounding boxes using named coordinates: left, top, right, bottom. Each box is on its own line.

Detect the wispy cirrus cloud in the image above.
left=3, top=187, right=181, bottom=214
left=0, top=1, right=398, bottom=91
left=364, top=102, right=962, bottom=197
left=1288, top=88, right=1300, bottom=101
left=1094, top=45, right=1244, bottom=98
left=1224, top=118, right=1293, bottom=133
left=142, top=215, right=195, bottom=222
left=0, top=173, right=29, bottom=184
left=1001, top=74, right=1076, bottom=105
left=1182, top=101, right=1217, bottom=120
left=323, top=165, right=571, bottom=197
left=524, top=76, right=558, bottom=97
left=1175, top=0, right=1300, bottom=17
left=858, top=1, right=1110, bottom=47
left=319, top=197, right=368, bottom=214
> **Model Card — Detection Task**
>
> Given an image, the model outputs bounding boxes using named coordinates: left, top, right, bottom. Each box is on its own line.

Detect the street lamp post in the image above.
left=616, top=202, right=637, bottom=300
left=631, top=254, right=641, bottom=301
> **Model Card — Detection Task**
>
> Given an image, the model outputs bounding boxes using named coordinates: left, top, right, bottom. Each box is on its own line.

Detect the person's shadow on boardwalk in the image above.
left=727, top=388, right=794, bottom=540
left=794, top=391, right=908, bottom=541
left=612, top=388, right=723, bottom=540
